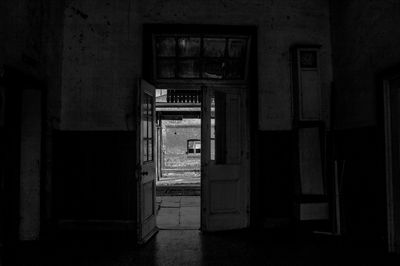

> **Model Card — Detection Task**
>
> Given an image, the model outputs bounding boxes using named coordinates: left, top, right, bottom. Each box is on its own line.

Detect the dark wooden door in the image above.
left=201, top=86, right=250, bottom=231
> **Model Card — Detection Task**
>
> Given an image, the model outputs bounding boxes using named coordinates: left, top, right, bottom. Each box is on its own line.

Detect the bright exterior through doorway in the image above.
left=155, top=89, right=201, bottom=230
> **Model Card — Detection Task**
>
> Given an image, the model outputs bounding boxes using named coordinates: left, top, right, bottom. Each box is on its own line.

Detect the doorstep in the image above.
left=156, top=185, right=201, bottom=196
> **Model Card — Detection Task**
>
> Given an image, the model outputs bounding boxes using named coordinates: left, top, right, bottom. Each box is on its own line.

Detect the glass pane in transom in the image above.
left=203, top=38, right=226, bottom=57
left=228, top=38, right=247, bottom=58
left=157, top=59, right=176, bottom=78
left=178, top=37, right=201, bottom=57
left=177, top=59, right=201, bottom=78
left=156, top=37, right=176, bottom=57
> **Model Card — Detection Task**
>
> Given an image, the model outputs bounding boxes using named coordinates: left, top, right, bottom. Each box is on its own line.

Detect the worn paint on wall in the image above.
left=331, top=0, right=400, bottom=129
left=0, top=0, right=48, bottom=78
left=61, top=0, right=137, bottom=130
left=61, top=0, right=332, bottom=130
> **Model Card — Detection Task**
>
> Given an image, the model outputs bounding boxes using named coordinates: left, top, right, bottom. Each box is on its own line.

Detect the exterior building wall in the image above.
left=162, top=119, right=200, bottom=170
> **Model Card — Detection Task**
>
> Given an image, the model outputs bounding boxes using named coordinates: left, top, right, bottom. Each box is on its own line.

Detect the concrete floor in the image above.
left=2, top=197, right=400, bottom=265
left=4, top=230, right=400, bottom=265
left=156, top=171, right=200, bottom=186
left=156, top=196, right=200, bottom=229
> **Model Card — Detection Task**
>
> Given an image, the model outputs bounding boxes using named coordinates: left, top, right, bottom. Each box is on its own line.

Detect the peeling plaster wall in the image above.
left=331, top=0, right=400, bottom=129
left=61, top=0, right=137, bottom=130
left=61, top=0, right=332, bottom=131
left=1, top=0, right=46, bottom=77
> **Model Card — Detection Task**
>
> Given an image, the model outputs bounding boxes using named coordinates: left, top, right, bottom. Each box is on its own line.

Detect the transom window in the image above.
left=154, top=35, right=249, bottom=80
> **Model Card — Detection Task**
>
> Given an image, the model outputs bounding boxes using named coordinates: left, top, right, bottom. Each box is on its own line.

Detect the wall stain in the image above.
left=71, top=7, right=89, bottom=20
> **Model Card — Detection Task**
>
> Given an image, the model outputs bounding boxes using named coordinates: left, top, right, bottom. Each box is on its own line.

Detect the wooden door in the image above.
left=201, top=86, right=250, bottom=231
left=136, top=79, right=158, bottom=243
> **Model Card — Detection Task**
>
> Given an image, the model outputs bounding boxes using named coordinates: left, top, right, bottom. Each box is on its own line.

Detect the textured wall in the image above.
left=0, top=0, right=42, bottom=76
left=331, top=0, right=400, bottom=129
left=61, top=0, right=332, bottom=130
left=61, top=0, right=137, bottom=130
left=163, top=120, right=201, bottom=154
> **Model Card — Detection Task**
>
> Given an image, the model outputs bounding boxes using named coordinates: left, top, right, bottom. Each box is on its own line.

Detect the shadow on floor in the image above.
left=4, top=229, right=400, bottom=266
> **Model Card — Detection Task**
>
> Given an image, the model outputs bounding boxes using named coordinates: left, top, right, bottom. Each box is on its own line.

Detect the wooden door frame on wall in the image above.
left=142, top=24, right=259, bottom=228
left=381, top=64, right=400, bottom=253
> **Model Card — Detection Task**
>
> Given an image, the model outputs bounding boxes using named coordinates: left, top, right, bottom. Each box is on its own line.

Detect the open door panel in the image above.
left=136, top=79, right=158, bottom=244
left=201, top=86, right=250, bottom=231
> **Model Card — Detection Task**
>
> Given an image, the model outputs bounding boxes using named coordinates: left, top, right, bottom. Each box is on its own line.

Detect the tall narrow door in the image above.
left=201, top=86, right=250, bottom=231
left=136, top=79, right=158, bottom=244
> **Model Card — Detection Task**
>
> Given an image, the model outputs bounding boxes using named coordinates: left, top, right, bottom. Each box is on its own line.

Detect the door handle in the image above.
left=141, top=171, right=149, bottom=176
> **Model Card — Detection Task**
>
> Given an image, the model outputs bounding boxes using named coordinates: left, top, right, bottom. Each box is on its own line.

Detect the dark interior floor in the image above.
left=2, top=230, right=400, bottom=266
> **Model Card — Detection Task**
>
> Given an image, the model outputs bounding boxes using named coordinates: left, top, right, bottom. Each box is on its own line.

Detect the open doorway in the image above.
left=155, top=89, right=201, bottom=229
left=137, top=25, right=256, bottom=243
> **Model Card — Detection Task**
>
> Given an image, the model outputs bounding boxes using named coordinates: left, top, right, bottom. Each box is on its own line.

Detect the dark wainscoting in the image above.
left=255, top=130, right=295, bottom=228
left=53, top=131, right=136, bottom=222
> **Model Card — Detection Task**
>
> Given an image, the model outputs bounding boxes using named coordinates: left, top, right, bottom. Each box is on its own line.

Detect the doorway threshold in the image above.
left=156, top=185, right=200, bottom=196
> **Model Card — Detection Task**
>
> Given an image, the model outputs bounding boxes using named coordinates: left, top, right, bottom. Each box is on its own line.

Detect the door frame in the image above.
left=151, top=83, right=254, bottom=231
left=382, top=65, right=400, bottom=253
left=143, top=24, right=258, bottom=230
